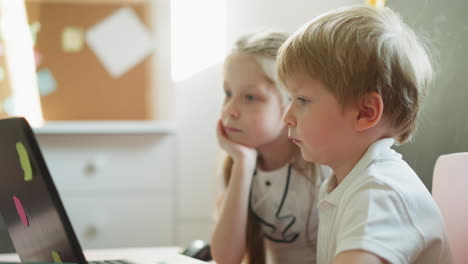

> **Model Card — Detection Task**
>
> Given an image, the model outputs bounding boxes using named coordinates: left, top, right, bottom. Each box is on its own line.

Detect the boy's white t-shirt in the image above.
left=317, top=138, right=453, bottom=264
left=250, top=163, right=331, bottom=264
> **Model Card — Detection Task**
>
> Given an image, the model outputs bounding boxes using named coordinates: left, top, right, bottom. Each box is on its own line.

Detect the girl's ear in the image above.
left=353, top=92, right=384, bottom=132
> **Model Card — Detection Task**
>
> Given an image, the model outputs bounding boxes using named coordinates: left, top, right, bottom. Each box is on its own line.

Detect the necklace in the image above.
left=248, top=164, right=299, bottom=243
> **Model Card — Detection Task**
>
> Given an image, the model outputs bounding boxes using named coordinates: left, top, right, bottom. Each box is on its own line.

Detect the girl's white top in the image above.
left=250, top=163, right=331, bottom=264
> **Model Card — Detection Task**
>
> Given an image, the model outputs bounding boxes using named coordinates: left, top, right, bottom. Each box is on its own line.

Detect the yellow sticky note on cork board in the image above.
left=367, top=0, right=387, bottom=7
left=62, top=26, right=84, bottom=53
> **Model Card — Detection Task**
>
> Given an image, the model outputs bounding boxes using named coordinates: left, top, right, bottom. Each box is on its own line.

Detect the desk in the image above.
left=0, top=247, right=204, bottom=263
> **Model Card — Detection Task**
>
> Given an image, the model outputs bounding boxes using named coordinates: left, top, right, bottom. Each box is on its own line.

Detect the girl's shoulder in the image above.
left=293, top=162, right=333, bottom=185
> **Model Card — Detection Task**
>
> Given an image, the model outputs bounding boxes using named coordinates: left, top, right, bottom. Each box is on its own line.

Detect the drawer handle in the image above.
left=83, top=156, right=108, bottom=177
left=83, top=162, right=97, bottom=177
left=84, top=224, right=98, bottom=240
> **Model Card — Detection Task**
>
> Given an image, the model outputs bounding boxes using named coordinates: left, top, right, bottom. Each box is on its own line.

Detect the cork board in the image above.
left=25, top=1, right=154, bottom=120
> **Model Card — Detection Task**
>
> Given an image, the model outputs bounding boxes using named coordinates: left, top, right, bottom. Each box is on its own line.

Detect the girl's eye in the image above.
left=224, top=90, right=232, bottom=98
left=245, top=94, right=256, bottom=101
left=297, top=96, right=310, bottom=104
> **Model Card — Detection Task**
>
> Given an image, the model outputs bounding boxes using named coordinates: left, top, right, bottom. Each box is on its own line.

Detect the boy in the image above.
left=278, top=5, right=452, bottom=264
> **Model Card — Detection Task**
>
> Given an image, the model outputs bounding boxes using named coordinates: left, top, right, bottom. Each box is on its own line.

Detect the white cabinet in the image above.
left=63, top=194, right=173, bottom=249
left=36, top=132, right=176, bottom=249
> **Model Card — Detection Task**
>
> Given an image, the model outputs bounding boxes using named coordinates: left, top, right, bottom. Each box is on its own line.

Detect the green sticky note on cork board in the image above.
left=16, top=142, right=33, bottom=182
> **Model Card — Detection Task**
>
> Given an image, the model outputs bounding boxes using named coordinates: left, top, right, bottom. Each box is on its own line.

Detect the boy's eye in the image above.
left=224, top=90, right=232, bottom=98
left=245, top=94, right=256, bottom=101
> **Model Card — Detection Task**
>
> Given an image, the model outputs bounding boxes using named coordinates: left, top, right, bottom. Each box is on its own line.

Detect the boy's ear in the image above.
left=353, top=92, right=384, bottom=132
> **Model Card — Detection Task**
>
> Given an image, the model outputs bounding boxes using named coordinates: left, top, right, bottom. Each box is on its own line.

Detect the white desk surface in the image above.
left=0, top=247, right=182, bottom=262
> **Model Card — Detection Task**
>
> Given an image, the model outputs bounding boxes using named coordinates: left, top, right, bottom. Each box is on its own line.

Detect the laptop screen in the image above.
left=0, top=117, right=86, bottom=264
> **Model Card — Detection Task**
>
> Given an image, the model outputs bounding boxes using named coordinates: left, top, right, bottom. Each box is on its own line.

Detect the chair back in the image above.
left=432, top=152, right=468, bottom=264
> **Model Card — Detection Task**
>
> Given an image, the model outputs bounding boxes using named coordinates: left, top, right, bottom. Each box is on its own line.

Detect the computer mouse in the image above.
left=181, top=240, right=212, bottom=261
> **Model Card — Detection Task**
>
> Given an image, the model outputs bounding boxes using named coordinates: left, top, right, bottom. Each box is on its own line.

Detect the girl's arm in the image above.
left=211, top=121, right=257, bottom=264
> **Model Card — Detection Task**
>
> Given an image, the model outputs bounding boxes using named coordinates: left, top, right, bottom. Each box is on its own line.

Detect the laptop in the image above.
left=0, top=117, right=203, bottom=264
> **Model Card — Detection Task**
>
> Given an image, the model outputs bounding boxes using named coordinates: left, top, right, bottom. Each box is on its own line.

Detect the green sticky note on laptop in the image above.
left=51, top=251, right=62, bottom=264
left=16, top=142, right=32, bottom=182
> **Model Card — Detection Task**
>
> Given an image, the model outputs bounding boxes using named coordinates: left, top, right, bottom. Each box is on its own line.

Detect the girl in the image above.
left=211, top=32, right=330, bottom=264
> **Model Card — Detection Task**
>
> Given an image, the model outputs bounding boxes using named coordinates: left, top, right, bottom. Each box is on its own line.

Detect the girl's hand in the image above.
left=216, top=120, right=257, bottom=164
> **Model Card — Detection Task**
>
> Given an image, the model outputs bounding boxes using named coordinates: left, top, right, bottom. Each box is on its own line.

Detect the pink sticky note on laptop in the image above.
left=13, top=196, right=29, bottom=227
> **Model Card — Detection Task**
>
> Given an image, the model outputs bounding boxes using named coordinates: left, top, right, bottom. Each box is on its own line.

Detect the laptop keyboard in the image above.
left=89, top=260, right=135, bottom=264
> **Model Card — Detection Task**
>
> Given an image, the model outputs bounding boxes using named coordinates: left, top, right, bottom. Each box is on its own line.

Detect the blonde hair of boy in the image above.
left=277, top=5, right=433, bottom=143
left=221, top=31, right=320, bottom=264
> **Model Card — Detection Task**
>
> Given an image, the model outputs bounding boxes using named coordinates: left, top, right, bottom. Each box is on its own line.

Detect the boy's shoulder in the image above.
left=348, top=157, right=430, bottom=205
left=326, top=158, right=451, bottom=264
left=320, top=138, right=440, bottom=222
left=344, top=138, right=428, bottom=205
left=367, top=155, right=420, bottom=190
left=339, top=157, right=442, bottom=226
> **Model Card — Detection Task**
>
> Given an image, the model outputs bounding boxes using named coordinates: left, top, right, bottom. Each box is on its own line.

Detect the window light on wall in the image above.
left=0, top=0, right=43, bottom=127
left=170, top=0, right=227, bottom=82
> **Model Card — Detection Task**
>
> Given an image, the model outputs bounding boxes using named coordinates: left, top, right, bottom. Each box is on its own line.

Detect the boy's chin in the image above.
left=301, top=150, right=317, bottom=163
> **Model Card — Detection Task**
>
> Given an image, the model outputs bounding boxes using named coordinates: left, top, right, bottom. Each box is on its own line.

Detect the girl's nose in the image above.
left=229, top=109, right=239, bottom=118
left=223, top=101, right=240, bottom=119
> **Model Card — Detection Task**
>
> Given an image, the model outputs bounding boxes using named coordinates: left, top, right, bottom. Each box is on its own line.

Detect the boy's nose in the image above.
left=283, top=106, right=296, bottom=127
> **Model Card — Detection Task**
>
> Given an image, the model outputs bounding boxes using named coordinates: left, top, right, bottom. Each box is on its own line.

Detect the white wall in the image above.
left=226, top=0, right=361, bottom=42
left=174, top=0, right=361, bottom=246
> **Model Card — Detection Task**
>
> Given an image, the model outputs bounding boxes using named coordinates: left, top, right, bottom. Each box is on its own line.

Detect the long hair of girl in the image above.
left=222, top=155, right=266, bottom=264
